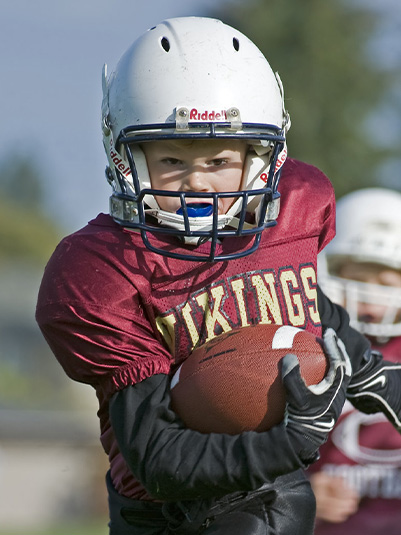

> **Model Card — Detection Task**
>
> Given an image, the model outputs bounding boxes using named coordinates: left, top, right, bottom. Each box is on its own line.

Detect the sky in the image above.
left=1, top=0, right=400, bottom=233
left=0, top=0, right=234, bottom=232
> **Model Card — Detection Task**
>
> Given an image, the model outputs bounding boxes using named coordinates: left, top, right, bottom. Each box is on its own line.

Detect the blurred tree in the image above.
left=209, top=0, right=397, bottom=198
left=0, top=152, right=71, bottom=410
left=0, top=155, right=44, bottom=210
left=0, top=196, right=61, bottom=264
left=0, top=153, right=62, bottom=264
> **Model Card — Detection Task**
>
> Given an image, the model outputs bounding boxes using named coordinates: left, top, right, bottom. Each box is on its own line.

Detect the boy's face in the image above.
left=141, top=139, right=248, bottom=214
left=339, top=261, right=401, bottom=325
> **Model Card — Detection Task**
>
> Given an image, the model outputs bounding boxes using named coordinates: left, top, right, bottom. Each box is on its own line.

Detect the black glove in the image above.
left=282, top=328, right=352, bottom=464
left=347, top=350, right=401, bottom=431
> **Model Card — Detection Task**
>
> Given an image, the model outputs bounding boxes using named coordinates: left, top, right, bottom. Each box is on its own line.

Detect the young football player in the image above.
left=309, top=188, right=401, bottom=534
left=35, top=17, right=401, bottom=534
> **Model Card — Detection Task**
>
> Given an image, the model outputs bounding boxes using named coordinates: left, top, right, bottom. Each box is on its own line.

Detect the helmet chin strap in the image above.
left=145, top=193, right=281, bottom=246
left=152, top=208, right=234, bottom=245
left=152, top=208, right=233, bottom=230
left=147, top=207, right=255, bottom=245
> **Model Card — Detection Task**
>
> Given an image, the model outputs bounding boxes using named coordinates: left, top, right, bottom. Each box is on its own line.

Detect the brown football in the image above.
left=170, top=324, right=328, bottom=434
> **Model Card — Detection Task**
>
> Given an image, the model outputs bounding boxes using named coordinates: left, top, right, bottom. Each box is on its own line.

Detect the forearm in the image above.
left=109, top=373, right=304, bottom=501
left=317, top=285, right=370, bottom=371
left=317, top=288, right=401, bottom=430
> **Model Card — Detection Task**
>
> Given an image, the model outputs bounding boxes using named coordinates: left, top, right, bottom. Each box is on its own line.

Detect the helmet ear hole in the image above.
left=233, top=37, right=240, bottom=51
left=161, top=37, right=170, bottom=52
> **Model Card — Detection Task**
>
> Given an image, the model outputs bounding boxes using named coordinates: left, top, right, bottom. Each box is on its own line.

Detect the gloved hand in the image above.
left=282, top=328, right=352, bottom=464
left=347, top=350, right=401, bottom=431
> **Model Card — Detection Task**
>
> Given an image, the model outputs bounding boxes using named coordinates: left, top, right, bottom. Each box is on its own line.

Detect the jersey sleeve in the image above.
left=37, top=299, right=172, bottom=400
left=35, top=227, right=173, bottom=402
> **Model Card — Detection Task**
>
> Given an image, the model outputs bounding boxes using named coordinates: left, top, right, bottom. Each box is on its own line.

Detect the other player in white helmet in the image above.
left=310, top=188, right=401, bottom=534
left=319, top=187, right=401, bottom=340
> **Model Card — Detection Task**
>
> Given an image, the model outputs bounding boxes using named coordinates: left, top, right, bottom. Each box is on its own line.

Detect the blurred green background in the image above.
left=1, top=0, right=400, bottom=533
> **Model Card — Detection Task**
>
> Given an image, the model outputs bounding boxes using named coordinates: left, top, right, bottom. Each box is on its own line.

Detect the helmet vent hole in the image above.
left=161, top=37, right=170, bottom=52
left=233, top=37, right=240, bottom=51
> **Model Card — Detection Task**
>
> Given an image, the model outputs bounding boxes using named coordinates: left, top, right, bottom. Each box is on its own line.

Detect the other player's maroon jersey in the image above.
left=309, top=336, right=401, bottom=535
left=36, top=158, right=335, bottom=500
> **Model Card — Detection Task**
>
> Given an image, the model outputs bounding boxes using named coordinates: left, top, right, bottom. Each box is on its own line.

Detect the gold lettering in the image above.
left=280, top=270, right=305, bottom=326
left=182, top=301, right=200, bottom=348
left=251, top=273, right=283, bottom=324
left=230, top=278, right=250, bottom=328
left=300, top=266, right=320, bottom=324
left=155, top=313, right=177, bottom=353
left=196, top=285, right=231, bottom=342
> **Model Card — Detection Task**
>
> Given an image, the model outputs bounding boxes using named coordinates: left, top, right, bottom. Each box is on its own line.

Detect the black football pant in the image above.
left=107, top=469, right=316, bottom=534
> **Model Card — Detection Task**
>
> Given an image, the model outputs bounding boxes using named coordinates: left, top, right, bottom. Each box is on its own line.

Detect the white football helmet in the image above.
left=101, top=17, right=290, bottom=261
left=319, top=188, right=401, bottom=339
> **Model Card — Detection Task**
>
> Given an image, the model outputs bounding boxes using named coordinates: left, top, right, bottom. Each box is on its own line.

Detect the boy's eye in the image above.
left=162, top=158, right=182, bottom=165
left=209, top=158, right=228, bottom=167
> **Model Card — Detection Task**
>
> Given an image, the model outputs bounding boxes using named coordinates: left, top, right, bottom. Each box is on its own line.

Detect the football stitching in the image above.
left=199, top=348, right=236, bottom=364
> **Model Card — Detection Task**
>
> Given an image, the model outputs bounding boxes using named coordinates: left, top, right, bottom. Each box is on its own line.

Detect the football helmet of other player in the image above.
left=101, top=17, right=290, bottom=261
left=318, top=188, right=401, bottom=340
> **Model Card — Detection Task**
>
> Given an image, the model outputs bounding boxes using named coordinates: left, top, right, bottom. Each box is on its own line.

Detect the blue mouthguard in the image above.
left=176, top=203, right=214, bottom=217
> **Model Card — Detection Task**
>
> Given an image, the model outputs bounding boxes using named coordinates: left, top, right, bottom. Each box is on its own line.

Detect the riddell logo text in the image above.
left=110, top=147, right=132, bottom=177
left=275, top=146, right=287, bottom=172
left=259, top=146, right=288, bottom=184
left=190, top=109, right=227, bottom=121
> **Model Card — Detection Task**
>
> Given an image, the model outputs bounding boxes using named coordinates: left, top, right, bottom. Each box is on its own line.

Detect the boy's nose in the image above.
left=183, top=169, right=211, bottom=192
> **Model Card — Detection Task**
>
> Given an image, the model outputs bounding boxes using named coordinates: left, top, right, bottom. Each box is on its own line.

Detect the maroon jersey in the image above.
left=36, top=158, right=335, bottom=500
left=309, top=336, right=401, bottom=535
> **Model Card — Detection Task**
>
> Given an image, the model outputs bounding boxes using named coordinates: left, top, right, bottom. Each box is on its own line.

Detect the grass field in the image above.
left=0, top=518, right=109, bottom=535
